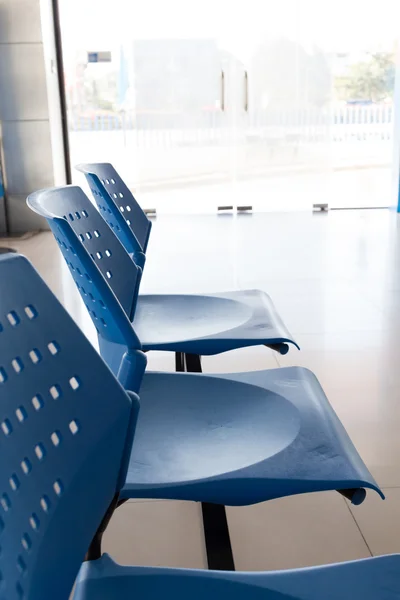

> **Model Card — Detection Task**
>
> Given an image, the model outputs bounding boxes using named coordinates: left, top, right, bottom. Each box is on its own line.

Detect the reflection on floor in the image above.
left=3, top=208, right=400, bottom=570
left=133, top=166, right=391, bottom=213
left=70, top=130, right=392, bottom=211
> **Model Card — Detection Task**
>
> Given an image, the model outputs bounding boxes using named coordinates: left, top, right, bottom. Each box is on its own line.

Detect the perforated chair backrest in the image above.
left=76, top=163, right=152, bottom=263
left=0, top=253, right=138, bottom=600
left=27, top=186, right=141, bottom=337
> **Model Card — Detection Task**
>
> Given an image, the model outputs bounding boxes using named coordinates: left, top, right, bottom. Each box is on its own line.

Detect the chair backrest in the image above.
left=76, top=163, right=152, bottom=266
left=0, top=253, right=138, bottom=600
left=27, top=185, right=142, bottom=334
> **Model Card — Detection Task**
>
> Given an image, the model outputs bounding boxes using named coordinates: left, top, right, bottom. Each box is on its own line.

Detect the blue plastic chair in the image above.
left=27, top=185, right=383, bottom=571
left=0, top=255, right=396, bottom=600
left=75, top=553, right=400, bottom=600
left=76, top=163, right=300, bottom=370
left=23, top=192, right=383, bottom=491
left=28, top=184, right=298, bottom=379
left=0, top=252, right=136, bottom=600
left=76, top=163, right=151, bottom=269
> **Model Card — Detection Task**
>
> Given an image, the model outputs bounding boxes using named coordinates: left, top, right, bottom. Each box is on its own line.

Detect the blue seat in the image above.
left=26, top=185, right=382, bottom=570
left=0, top=255, right=394, bottom=600
left=76, top=163, right=299, bottom=362
left=75, top=553, right=400, bottom=600
left=0, top=252, right=135, bottom=600
left=27, top=185, right=298, bottom=380
left=5, top=248, right=382, bottom=507
left=119, top=366, right=382, bottom=505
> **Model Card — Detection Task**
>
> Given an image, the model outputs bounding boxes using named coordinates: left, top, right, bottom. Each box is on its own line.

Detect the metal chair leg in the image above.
left=85, top=495, right=123, bottom=561
left=183, top=353, right=235, bottom=571
left=201, top=502, right=235, bottom=570
left=184, top=353, right=202, bottom=373
left=175, top=352, right=185, bottom=372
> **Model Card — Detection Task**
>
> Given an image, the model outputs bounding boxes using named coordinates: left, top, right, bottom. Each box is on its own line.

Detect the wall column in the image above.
left=0, top=0, right=66, bottom=233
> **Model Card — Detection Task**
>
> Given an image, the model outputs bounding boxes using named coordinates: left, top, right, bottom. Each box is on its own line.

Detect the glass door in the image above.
left=58, top=0, right=238, bottom=214
left=326, top=0, right=397, bottom=209
left=118, top=34, right=235, bottom=213
left=230, top=0, right=333, bottom=212
left=227, top=0, right=398, bottom=211
left=58, top=0, right=398, bottom=214
left=234, top=0, right=398, bottom=211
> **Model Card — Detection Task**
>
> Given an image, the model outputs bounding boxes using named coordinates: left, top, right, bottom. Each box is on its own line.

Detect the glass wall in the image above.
left=59, top=0, right=399, bottom=212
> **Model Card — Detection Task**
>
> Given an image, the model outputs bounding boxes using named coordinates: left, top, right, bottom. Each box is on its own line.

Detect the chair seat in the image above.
left=120, top=367, right=382, bottom=504
left=74, top=553, right=400, bottom=600
left=133, top=290, right=299, bottom=354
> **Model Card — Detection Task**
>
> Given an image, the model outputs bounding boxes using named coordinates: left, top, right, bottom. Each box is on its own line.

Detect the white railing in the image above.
left=68, top=104, right=394, bottom=144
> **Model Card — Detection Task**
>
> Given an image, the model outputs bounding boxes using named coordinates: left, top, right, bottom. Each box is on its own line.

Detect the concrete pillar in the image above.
left=0, top=0, right=66, bottom=233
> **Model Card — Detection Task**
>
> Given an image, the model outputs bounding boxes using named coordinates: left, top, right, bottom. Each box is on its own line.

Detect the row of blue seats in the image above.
left=0, top=163, right=396, bottom=598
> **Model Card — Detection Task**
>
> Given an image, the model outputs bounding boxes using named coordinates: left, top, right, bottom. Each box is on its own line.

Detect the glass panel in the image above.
left=59, top=0, right=399, bottom=213
left=59, top=0, right=236, bottom=214
left=236, top=0, right=398, bottom=210
left=236, top=12, right=332, bottom=211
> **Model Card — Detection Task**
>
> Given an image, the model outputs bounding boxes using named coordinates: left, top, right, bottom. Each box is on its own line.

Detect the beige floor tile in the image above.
left=103, top=500, right=207, bottom=568
left=278, top=350, right=400, bottom=400
left=275, top=332, right=400, bottom=488
left=312, top=382, right=400, bottom=488
left=243, top=277, right=354, bottom=301
left=277, top=348, right=384, bottom=391
left=6, top=212, right=400, bottom=571
left=348, top=488, right=400, bottom=556
left=146, top=342, right=280, bottom=374
left=127, top=342, right=280, bottom=374
left=227, top=492, right=371, bottom=571
left=283, top=331, right=392, bottom=353
left=338, top=420, right=400, bottom=489
left=145, top=350, right=176, bottom=372
left=273, top=292, right=387, bottom=335
left=202, top=346, right=280, bottom=373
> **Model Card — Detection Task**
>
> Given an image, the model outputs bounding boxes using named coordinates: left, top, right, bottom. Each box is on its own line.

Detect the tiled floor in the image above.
left=3, top=207, right=400, bottom=570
